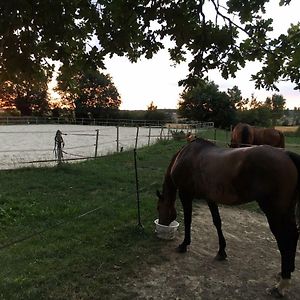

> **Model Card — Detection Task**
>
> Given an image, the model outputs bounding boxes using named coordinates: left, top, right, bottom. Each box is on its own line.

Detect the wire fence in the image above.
left=0, top=122, right=214, bottom=170
left=0, top=116, right=168, bottom=127
left=2, top=122, right=300, bottom=170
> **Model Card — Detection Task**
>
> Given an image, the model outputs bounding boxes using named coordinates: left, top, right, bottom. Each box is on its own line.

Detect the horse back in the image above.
left=171, top=141, right=297, bottom=208
left=249, top=127, right=284, bottom=148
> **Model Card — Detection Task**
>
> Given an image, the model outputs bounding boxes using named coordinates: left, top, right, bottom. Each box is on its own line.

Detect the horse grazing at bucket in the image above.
left=156, top=138, right=300, bottom=297
left=230, top=123, right=285, bottom=148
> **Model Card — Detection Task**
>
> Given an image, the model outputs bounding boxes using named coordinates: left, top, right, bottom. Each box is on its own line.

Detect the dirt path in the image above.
left=127, top=202, right=300, bottom=299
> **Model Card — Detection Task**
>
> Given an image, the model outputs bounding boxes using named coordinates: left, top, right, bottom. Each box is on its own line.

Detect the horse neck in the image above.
left=162, top=151, right=179, bottom=205
left=162, top=174, right=177, bottom=205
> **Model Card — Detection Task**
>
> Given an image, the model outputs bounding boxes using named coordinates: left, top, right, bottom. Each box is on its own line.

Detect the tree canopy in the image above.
left=1, top=0, right=299, bottom=91
left=178, top=79, right=287, bottom=127
left=57, top=70, right=121, bottom=118
left=0, top=79, right=49, bottom=116
left=178, top=79, right=236, bottom=128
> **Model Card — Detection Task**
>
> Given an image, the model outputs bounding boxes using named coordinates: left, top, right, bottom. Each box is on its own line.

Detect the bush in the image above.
left=171, top=130, right=186, bottom=140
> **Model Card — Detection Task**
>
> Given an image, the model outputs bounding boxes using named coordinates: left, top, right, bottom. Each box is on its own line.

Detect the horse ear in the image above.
left=156, top=190, right=162, bottom=199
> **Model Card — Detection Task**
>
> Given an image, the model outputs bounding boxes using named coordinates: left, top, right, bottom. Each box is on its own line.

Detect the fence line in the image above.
left=2, top=123, right=299, bottom=170
left=0, top=124, right=186, bottom=169
left=0, top=116, right=168, bottom=127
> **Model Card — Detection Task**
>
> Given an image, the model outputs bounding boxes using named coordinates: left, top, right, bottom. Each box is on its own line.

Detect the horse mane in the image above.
left=193, top=137, right=216, bottom=147
left=163, top=149, right=181, bottom=195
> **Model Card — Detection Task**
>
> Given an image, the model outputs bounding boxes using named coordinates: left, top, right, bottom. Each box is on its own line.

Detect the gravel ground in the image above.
left=126, top=202, right=300, bottom=300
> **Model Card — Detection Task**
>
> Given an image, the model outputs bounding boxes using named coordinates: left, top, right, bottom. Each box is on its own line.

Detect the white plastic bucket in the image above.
left=154, top=219, right=179, bottom=240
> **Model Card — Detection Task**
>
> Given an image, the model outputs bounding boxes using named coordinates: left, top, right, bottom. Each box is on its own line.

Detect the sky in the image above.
left=102, top=1, right=300, bottom=111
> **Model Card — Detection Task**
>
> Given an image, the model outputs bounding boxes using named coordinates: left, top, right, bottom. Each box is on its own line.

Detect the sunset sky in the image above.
left=103, top=1, right=300, bottom=111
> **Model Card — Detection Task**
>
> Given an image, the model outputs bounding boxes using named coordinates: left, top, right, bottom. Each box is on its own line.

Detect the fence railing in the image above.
left=0, top=116, right=169, bottom=127
left=0, top=122, right=215, bottom=170
left=1, top=123, right=300, bottom=170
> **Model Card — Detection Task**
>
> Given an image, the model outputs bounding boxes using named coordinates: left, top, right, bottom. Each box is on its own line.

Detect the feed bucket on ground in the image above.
left=154, top=219, right=179, bottom=240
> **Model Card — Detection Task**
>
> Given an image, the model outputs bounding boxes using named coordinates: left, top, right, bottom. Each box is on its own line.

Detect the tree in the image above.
left=178, top=79, right=236, bottom=128
left=0, top=80, right=49, bottom=116
left=1, top=1, right=299, bottom=91
left=147, top=101, right=158, bottom=111
left=57, top=70, right=121, bottom=118
left=264, top=94, right=286, bottom=126
left=235, top=94, right=272, bottom=126
left=227, top=85, right=250, bottom=111
left=144, top=101, right=167, bottom=121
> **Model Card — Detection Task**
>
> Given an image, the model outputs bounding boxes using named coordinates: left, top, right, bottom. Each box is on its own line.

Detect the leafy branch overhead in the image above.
left=0, top=0, right=299, bottom=89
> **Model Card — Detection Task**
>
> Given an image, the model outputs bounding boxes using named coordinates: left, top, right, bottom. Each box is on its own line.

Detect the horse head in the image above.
left=156, top=190, right=177, bottom=226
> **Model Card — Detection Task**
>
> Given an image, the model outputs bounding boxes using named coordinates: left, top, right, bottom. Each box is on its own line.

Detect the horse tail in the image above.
left=241, top=125, right=250, bottom=146
left=278, top=130, right=285, bottom=148
left=286, top=151, right=300, bottom=228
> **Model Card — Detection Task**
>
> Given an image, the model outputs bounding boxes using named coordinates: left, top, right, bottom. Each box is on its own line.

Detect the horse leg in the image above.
left=177, top=191, right=192, bottom=253
left=264, top=213, right=299, bottom=297
left=207, top=200, right=227, bottom=260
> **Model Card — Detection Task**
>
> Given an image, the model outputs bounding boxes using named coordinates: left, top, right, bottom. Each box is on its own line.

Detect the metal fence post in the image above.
left=148, top=126, right=152, bottom=146
left=214, top=128, right=217, bottom=143
left=116, top=126, right=120, bottom=152
left=159, top=126, right=164, bottom=139
left=135, top=126, right=139, bottom=149
left=94, top=129, right=99, bottom=158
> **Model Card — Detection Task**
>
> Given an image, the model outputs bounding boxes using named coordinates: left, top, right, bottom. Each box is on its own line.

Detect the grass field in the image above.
left=1, top=132, right=300, bottom=299
left=0, top=139, right=186, bottom=299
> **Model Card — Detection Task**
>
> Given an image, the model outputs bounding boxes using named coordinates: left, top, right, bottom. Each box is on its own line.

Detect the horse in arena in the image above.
left=156, top=138, right=300, bottom=297
left=230, top=123, right=285, bottom=148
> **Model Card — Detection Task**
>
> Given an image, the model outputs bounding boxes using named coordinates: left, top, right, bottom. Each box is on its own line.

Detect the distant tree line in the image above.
left=178, top=78, right=288, bottom=128
left=0, top=73, right=295, bottom=129
left=0, top=70, right=171, bottom=123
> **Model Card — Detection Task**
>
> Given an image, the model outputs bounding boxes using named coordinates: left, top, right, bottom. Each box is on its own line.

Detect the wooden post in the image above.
left=159, top=126, right=164, bottom=139
left=148, top=126, right=152, bottom=146
left=214, top=128, right=217, bottom=143
left=94, top=129, right=99, bottom=158
left=116, top=126, right=120, bottom=152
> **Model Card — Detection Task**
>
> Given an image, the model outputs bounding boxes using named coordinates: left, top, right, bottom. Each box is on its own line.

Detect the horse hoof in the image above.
left=274, top=272, right=282, bottom=282
left=266, top=287, right=284, bottom=298
left=214, top=253, right=227, bottom=261
left=176, top=244, right=187, bottom=253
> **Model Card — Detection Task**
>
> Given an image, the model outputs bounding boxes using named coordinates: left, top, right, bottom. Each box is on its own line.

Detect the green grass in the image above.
left=197, top=128, right=231, bottom=146
left=0, top=139, right=185, bottom=299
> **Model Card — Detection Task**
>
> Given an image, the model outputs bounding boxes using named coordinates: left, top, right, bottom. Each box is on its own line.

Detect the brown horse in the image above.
left=156, top=138, right=300, bottom=297
left=230, top=123, right=285, bottom=148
